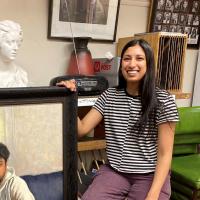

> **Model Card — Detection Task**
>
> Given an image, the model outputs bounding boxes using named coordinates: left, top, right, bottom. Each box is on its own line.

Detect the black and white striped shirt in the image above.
left=93, top=87, right=179, bottom=173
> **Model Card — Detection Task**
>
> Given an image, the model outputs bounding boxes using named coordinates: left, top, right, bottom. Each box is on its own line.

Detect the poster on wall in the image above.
left=148, top=0, right=200, bottom=49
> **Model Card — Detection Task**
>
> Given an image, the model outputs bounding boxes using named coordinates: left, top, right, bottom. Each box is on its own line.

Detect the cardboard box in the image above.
left=93, top=57, right=120, bottom=87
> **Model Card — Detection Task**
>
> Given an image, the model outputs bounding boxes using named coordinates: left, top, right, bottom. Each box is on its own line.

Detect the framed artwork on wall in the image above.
left=148, top=0, right=200, bottom=49
left=48, top=0, right=121, bottom=42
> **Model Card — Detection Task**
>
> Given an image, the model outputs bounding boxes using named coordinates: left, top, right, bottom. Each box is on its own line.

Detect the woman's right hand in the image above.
left=56, top=79, right=77, bottom=92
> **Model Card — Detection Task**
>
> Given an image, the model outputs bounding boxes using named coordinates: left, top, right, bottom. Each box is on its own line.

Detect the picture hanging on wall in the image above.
left=148, top=0, right=200, bottom=49
left=48, top=0, right=121, bottom=42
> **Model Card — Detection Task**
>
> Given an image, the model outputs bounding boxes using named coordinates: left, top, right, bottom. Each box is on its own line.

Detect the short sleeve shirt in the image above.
left=93, top=87, right=179, bottom=173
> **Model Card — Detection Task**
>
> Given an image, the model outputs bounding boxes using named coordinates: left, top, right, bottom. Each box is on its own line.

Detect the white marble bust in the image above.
left=0, top=20, right=28, bottom=87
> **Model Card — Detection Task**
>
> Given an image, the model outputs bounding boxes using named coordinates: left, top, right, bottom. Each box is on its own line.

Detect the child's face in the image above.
left=0, top=158, right=7, bottom=183
left=121, top=45, right=147, bottom=85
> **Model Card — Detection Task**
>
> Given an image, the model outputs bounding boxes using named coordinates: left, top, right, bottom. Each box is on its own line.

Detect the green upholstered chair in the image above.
left=171, top=106, right=200, bottom=200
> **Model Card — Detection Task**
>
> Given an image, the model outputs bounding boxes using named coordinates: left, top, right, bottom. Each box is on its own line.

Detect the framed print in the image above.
left=148, top=0, right=200, bottom=49
left=0, top=87, right=77, bottom=200
left=48, top=0, right=121, bottom=42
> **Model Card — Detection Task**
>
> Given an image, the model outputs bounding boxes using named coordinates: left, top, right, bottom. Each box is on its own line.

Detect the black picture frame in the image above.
left=148, top=0, right=200, bottom=49
left=48, top=0, right=121, bottom=42
left=0, top=86, right=77, bottom=200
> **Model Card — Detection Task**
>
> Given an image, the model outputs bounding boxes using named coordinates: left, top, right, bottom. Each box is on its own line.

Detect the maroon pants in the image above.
left=82, top=165, right=171, bottom=200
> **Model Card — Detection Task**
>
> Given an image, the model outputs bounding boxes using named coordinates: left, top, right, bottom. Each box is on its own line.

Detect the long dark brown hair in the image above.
left=117, top=39, right=158, bottom=129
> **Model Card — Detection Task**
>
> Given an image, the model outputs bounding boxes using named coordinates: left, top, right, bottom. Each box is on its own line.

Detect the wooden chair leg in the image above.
left=98, top=149, right=105, bottom=164
left=77, top=170, right=82, bottom=184
left=92, top=150, right=100, bottom=170
left=78, top=152, right=87, bottom=175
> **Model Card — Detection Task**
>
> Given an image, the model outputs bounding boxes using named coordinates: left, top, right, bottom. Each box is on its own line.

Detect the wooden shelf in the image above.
left=78, top=139, right=106, bottom=152
left=170, top=92, right=191, bottom=99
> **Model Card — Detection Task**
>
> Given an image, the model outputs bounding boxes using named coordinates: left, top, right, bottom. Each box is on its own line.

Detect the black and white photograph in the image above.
left=193, top=15, right=200, bottom=25
left=178, top=14, right=187, bottom=25
left=177, top=25, right=185, bottom=33
left=165, top=0, right=173, bottom=11
left=59, top=0, right=109, bottom=25
left=157, top=0, right=166, bottom=10
left=188, top=27, right=199, bottom=44
left=171, top=13, right=178, bottom=24
left=180, top=0, right=189, bottom=12
left=192, top=1, right=200, bottom=13
left=162, top=24, right=169, bottom=31
left=184, top=26, right=191, bottom=35
left=48, top=0, right=120, bottom=42
left=187, top=14, right=194, bottom=25
left=169, top=25, right=177, bottom=32
left=149, top=0, right=200, bottom=48
left=153, top=24, right=162, bottom=31
left=163, top=12, right=171, bottom=23
left=174, top=0, right=180, bottom=11
left=191, top=27, right=198, bottom=38
left=155, top=11, right=163, bottom=23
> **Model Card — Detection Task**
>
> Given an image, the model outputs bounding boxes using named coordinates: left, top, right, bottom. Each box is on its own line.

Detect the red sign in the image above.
left=94, top=61, right=111, bottom=72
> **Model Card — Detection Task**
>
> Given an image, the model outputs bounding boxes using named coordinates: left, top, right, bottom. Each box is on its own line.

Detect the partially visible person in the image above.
left=0, top=20, right=28, bottom=87
left=0, top=142, right=35, bottom=200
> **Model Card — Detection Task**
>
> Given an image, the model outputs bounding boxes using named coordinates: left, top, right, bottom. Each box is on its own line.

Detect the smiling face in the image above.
left=121, top=45, right=147, bottom=91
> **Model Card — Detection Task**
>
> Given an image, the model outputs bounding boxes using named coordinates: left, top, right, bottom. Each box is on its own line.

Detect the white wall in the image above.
left=192, top=49, right=200, bottom=106
left=0, top=0, right=198, bottom=106
left=176, top=50, right=198, bottom=107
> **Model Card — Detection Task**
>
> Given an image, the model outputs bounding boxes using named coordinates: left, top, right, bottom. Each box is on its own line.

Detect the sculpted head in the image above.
left=0, top=20, right=23, bottom=62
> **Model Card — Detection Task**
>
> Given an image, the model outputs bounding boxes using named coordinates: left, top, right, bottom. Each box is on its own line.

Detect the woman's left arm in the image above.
left=145, top=121, right=176, bottom=200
